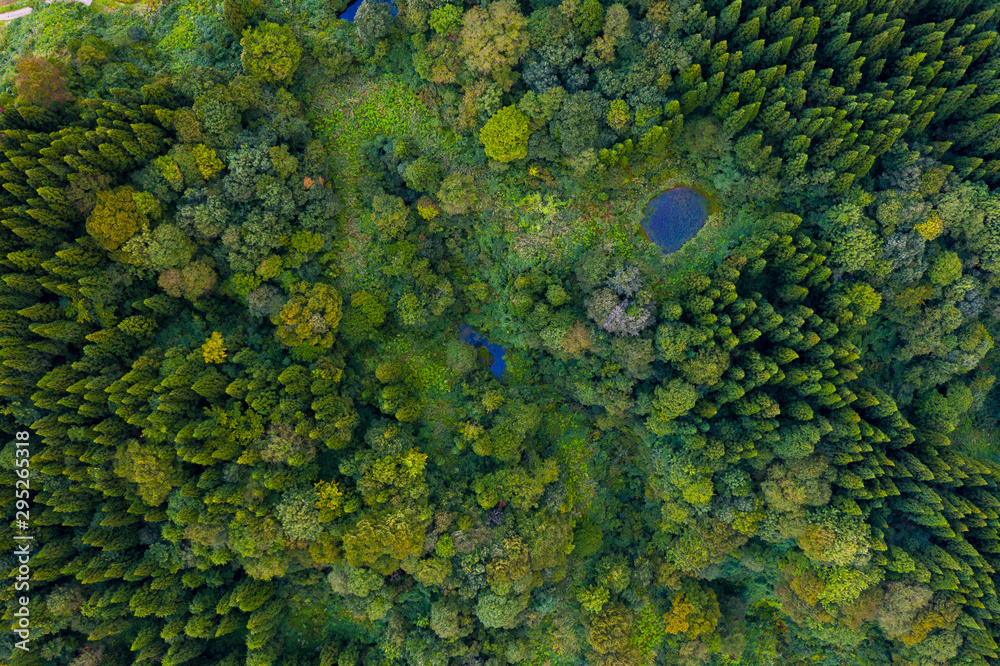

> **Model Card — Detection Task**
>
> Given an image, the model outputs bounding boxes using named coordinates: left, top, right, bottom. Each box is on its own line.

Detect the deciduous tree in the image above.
left=356, top=0, right=394, bottom=46
left=86, top=187, right=147, bottom=251
left=14, top=56, right=72, bottom=109
left=241, top=22, right=303, bottom=85
left=480, top=105, right=531, bottom=163
left=273, top=282, right=343, bottom=348
left=459, top=0, right=529, bottom=84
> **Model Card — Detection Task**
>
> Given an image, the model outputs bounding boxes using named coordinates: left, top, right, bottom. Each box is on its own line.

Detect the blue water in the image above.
left=459, top=325, right=506, bottom=377
left=339, top=0, right=398, bottom=21
left=640, top=187, right=709, bottom=254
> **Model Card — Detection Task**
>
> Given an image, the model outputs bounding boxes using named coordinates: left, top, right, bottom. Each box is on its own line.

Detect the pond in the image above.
left=339, top=0, right=397, bottom=21
left=638, top=186, right=710, bottom=254
left=459, top=325, right=506, bottom=377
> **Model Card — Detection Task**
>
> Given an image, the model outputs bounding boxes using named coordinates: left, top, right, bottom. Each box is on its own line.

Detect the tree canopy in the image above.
left=4, top=0, right=1000, bottom=664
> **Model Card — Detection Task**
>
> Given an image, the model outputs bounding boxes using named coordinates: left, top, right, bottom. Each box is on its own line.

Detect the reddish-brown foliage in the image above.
left=14, top=56, right=72, bottom=109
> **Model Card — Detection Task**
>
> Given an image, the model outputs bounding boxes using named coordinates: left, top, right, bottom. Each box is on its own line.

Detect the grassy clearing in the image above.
left=312, top=73, right=464, bottom=292
left=315, top=74, right=455, bottom=188
left=467, top=158, right=743, bottom=293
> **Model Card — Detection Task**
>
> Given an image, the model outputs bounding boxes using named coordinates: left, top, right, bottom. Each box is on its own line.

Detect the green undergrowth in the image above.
left=317, top=74, right=455, bottom=183
left=153, top=0, right=236, bottom=74
left=385, top=333, right=457, bottom=398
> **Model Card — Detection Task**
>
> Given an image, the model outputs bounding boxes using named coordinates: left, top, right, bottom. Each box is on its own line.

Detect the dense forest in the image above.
left=4, top=0, right=1000, bottom=664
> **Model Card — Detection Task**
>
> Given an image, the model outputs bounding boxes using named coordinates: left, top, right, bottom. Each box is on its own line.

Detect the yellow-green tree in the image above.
left=928, top=251, right=962, bottom=286
left=586, top=603, right=646, bottom=662
left=371, top=194, right=409, bottom=240
left=437, top=173, right=479, bottom=214
left=202, top=332, right=227, bottom=363
left=14, top=56, right=72, bottom=109
left=273, top=282, right=343, bottom=348
left=240, top=22, right=303, bottom=85
left=224, top=0, right=264, bottom=36
left=480, top=105, right=531, bottom=163
left=192, top=144, right=225, bottom=179
left=647, top=378, right=698, bottom=434
left=86, top=186, right=146, bottom=251
left=158, top=258, right=218, bottom=301
left=342, top=509, right=427, bottom=569
left=113, top=439, right=184, bottom=506
left=356, top=448, right=429, bottom=506
left=606, top=99, right=630, bottom=131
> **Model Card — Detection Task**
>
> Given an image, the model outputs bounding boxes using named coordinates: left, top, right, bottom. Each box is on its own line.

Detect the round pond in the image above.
left=639, top=186, right=710, bottom=254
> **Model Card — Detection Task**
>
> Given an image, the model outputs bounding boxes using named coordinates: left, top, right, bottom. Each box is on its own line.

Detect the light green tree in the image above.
left=429, top=4, right=462, bottom=34
left=647, top=379, right=698, bottom=434
left=479, top=105, right=531, bottom=162
left=356, top=0, right=394, bottom=46
left=929, top=251, right=962, bottom=286
left=459, top=0, right=528, bottom=81
left=113, top=440, right=184, bottom=506
left=606, top=99, right=630, bottom=131
left=371, top=194, right=409, bottom=240
left=476, top=592, right=530, bottom=629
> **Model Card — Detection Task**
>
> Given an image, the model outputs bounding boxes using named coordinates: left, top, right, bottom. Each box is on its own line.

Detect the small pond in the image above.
left=339, top=0, right=397, bottom=21
left=459, top=324, right=506, bottom=377
left=639, top=186, right=710, bottom=254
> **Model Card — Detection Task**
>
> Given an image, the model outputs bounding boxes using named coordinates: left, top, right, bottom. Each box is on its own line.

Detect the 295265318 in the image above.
left=12, top=430, right=32, bottom=652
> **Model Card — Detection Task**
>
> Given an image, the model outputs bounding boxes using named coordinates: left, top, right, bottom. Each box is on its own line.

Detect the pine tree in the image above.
left=718, top=0, right=742, bottom=38
left=723, top=101, right=760, bottom=135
